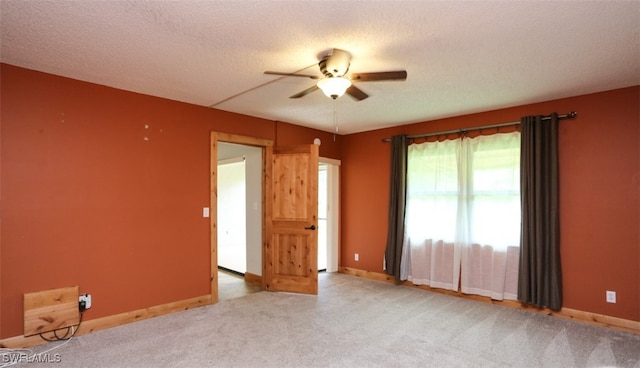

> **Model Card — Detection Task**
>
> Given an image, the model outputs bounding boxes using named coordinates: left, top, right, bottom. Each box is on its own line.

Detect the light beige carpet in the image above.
left=12, top=273, right=640, bottom=367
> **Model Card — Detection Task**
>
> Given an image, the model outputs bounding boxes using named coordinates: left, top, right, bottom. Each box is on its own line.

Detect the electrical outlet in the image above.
left=606, top=290, right=616, bottom=303
left=79, top=293, right=92, bottom=311
left=354, top=253, right=359, bottom=261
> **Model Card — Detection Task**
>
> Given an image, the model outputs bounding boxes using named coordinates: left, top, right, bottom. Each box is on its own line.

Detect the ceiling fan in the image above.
left=264, top=48, right=407, bottom=101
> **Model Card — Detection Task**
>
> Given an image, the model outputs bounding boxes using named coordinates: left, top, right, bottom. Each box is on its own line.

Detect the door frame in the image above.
left=210, top=132, right=273, bottom=303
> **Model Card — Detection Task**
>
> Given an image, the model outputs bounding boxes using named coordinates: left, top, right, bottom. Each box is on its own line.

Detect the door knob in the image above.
left=305, top=225, right=317, bottom=230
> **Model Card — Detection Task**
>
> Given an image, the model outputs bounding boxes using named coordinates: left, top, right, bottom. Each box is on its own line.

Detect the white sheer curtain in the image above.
left=401, top=139, right=460, bottom=290
left=401, top=132, right=521, bottom=300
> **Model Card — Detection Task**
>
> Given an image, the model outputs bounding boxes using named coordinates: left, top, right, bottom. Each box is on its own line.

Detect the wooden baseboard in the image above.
left=339, top=267, right=640, bottom=335
left=0, top=294, right=212, bottom=349
left=244, top=272, right=262, bottom=285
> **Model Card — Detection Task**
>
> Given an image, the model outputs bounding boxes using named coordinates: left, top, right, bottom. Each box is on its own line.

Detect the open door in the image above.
left=264, top=144, right=319, bottom=294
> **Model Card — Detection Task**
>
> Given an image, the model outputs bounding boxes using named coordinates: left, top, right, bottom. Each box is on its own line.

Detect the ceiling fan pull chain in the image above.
left=333, top=99, right=339, bottom=142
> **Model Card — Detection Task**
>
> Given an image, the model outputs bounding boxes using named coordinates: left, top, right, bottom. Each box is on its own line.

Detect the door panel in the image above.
left=264, top=144, right=318, bottom=295
left=273, top=234, right=310, bottom=276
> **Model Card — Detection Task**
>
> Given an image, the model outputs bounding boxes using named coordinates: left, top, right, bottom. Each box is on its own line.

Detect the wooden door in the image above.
left=264, top=144, right=319, bottom=294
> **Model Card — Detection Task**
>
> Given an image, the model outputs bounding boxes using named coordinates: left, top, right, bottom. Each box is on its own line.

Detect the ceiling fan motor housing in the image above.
left=319, top=48, right=352, bottom=77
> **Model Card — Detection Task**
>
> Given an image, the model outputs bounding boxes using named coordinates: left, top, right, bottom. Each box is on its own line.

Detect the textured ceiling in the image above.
left=1, top=1, right=639, bottom=134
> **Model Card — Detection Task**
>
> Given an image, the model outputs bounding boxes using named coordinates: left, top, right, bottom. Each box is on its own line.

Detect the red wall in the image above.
left=341, top=86, right=640, bottom=321
left=0, top=64, right=341, bottom=338
left=275, top=121, right=342, bottom=157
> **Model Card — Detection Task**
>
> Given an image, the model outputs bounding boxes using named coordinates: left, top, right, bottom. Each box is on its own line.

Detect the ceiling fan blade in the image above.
left=345, top=85, right=369, bottom=101
left=350, top=70, right=407, bottom=82
left=290, top=85, right=319, bottom=98
left=264, top=71, right=320, bottom=79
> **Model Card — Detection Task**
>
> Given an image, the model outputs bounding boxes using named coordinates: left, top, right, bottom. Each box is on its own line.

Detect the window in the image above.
left=401, top=132, right=521, bottom=300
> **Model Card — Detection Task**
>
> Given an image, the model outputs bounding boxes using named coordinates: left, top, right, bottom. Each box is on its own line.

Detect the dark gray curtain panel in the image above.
left=384, top=134, right=408, bottom=282
left=518, top=114, right=562, bottom=310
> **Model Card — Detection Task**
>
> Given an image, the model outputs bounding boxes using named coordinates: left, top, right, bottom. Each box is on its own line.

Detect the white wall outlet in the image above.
left=79, top=293, right=92, bottom=310
left=606, top=290, right=616, bottom=303
left=203, top=207, right=210, bottom=218
left=354, top=253, right=359, bottom=261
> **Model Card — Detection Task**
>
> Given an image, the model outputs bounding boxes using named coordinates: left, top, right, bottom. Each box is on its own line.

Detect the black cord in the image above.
left=53, top=327, right=70, bottom=340
left=38, top=311, right=84, bottom=342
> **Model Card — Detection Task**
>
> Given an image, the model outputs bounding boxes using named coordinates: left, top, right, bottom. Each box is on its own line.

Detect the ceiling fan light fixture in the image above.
left=317, top=77, right=352, bottom=99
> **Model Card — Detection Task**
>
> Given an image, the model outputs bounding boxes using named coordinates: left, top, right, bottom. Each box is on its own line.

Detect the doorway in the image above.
left=217, top=142, right=262, bottom=276
left=318, top=158, right=340, bottom=273
left=217, top=155, right=246, bottom=274
left=217, top=141, right=263, bottom=301
left=210, top=133, right=340, bottom=302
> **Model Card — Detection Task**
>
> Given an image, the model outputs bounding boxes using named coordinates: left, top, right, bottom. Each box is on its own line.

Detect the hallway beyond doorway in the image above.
left=218, top=268, right=262, bottom=301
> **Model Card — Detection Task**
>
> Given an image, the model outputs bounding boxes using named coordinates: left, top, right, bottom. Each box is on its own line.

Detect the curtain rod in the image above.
left=382, top=111, right=577, bottom=142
